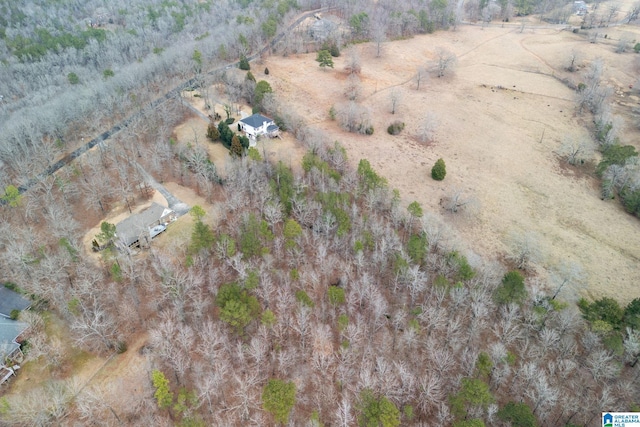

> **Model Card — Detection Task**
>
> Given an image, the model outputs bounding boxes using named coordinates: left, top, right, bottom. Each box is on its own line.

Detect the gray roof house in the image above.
left=0, top=287, right=31, bottom=319
left=310, top=18, right=337, bottom=41
left=0, top=318, right=29, bottom=384
left=0, top=319, right=28, bottom=360
left=116, top=203, right=176, bottom=248
left=239, top=114, right=280, bottom=142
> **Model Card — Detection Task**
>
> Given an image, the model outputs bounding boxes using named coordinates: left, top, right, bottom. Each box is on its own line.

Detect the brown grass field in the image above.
left=216, top=20, right=640, bottom=304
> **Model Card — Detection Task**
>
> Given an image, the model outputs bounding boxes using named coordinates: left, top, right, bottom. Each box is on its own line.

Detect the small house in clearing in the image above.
left=115, top=202, right=176, bottom=248
left=238, top=114, right=280, bottom=140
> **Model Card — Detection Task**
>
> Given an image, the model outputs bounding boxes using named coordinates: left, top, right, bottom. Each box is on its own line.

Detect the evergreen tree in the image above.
left=497, top=402, right=537, bottom=427
left=431, top=158, right=446, bottom=181
left=358, top=389, right=400, bottom=427
left=206, top=120, right=220, bottom=141
left=152, top=370, right=173, bottom=409
left=230, top=135, right=243, bottom=157
left=239, top=55, right=250, bottom=70
left=494, top=270, right=527, bottom=305
left=316, top=50, right=334, bottom=68
left=262, top=379, right=296, bottom=424
left=254, top=80, right=273, bottom=108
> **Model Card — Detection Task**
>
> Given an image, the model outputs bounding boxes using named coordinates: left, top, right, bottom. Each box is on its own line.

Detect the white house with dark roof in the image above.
left=238, top=114, right=280, bottom=140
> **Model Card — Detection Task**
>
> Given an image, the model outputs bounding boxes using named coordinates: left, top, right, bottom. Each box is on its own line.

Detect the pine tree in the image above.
left=431, top=158, right=446, bottom=181
left=230, top=135, right=243, bottom=157
left=316, top=50, right=334, bottom=68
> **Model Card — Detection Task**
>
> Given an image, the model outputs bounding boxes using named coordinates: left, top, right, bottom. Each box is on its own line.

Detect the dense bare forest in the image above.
left=1, top=0, right=640, bottom=426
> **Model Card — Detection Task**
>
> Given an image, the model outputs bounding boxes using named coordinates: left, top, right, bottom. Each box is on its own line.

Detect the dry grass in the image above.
left=256, top=22, right=640, bottom=304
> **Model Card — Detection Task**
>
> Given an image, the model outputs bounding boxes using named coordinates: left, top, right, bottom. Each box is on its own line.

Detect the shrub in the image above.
left=387, top=121, right=405, bottom=135
left=296, top=290, right=315, bottom=308
left=264, top=67, right=270, bottom=75
left=596, top=144, right=638, bottom=176
left=9, top=309, right=19, bottom=320
left=329, top=106, right=336, bottom=120
left=621, top=188, right=640, bottom=216
left=103, top=68, right=114, bottom=79
left=322, top=40, right=341, bottom=57
left=328, top=286, right=346, bottom=306
left=578, top=297, right=624, bottom=329
left=67, top=72, right=80, bottom=84
left=115, top=341, right=128, bottom=353
left=431, top=158, right=446, bottom=181
left=635, top=43, right=640, bottom=53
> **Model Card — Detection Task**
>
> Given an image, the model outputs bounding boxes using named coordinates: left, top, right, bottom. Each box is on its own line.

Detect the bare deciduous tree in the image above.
left=627, top=1, right=640, bottom=22
left=566, top=49, right=581, bottom=72
left=415, top=65, right=428, bottom=90
left=434, top=47, right=457, bottom=78
left=506, top=230, right=543, bottom=271
left=336, top=102, right=372, bottom=134
left=344, top=47, right=362, bottom=75
left=559, top=137, right=593, bottom=165
left=442, top=187, right=479, bottom=216
left=389, top=88, right=402, bottom=115
left=344, top=74, right=363, bottom=101
left=418, top=113, right=438, bottom=143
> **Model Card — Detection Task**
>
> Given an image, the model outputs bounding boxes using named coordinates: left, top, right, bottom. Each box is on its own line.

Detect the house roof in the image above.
left=310, top=18, right=337, bottom=40
left=0, top=319, right=28, bottom=360
left=0, top=287, right=31, bottom=318
left=239, top=114, right=274, bottom=129
left=116, top=203, right=173, bottom=246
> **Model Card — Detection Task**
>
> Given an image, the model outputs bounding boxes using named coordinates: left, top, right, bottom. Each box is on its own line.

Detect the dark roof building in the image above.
left=238, top=114, right=279, bottom=141
left=116, top=203, right=175, bottom=247
left=0, top=287, right=31, bottom=319
left=239, top=114, right=274, bottom=129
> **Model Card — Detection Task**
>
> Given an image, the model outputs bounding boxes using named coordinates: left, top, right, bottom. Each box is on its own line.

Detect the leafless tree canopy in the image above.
left=434, top=47, right=458, bottom=78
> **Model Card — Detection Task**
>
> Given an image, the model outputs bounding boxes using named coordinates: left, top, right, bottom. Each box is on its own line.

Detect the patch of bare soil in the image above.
left=262, top=23, right=640, bottom=303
